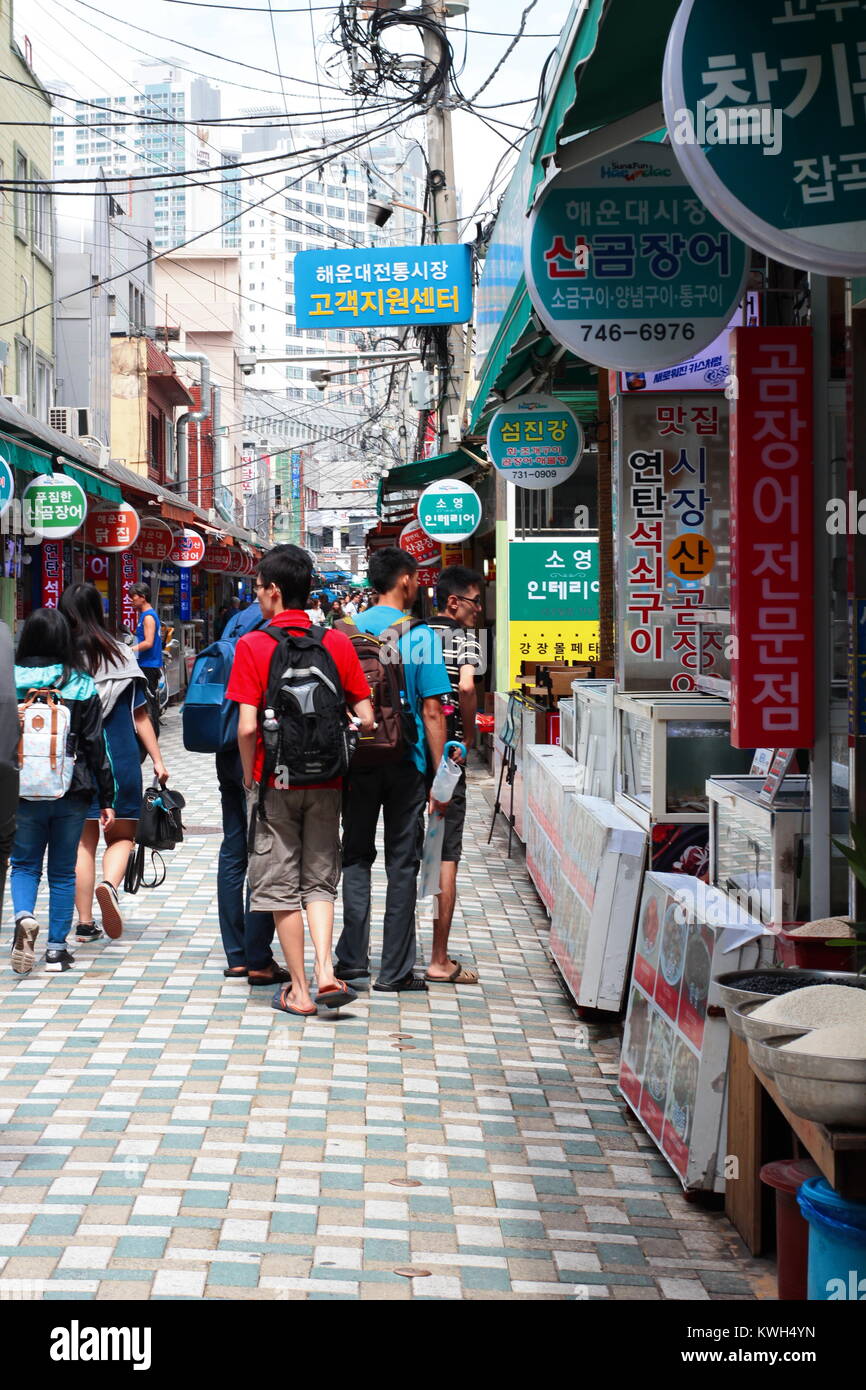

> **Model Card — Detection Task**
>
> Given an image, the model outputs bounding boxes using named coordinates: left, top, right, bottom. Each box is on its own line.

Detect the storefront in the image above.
left=465, top=0, right=866, bottom=1297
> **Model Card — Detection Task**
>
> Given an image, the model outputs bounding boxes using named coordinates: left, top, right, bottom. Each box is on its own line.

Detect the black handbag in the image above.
left=124, top=779, right=186, bottom=894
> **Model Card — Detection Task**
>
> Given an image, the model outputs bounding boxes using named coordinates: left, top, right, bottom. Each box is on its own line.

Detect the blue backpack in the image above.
left=183, top=610, right=267, bottom=753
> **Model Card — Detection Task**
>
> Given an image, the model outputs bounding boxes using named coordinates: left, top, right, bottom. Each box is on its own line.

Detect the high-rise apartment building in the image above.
left=51, top=63, right=233, bottom=250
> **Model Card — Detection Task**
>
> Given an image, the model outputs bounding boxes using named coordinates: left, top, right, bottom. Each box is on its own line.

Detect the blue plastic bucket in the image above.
left=796, top=1177, right=866, bottom=1300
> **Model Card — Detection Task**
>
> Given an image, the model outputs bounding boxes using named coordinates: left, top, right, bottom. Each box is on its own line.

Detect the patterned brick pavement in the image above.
left=0, top=713, right=775, bottom=1301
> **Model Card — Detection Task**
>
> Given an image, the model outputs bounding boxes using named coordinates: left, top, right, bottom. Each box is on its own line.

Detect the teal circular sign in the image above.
left=417, top=478, right=482, bottom=543
left=664, top=0, right=866, bottom=276
left=22, top=472, right=87, bottom=539
left=524, top=141, right=749, bottom=371
left=487, top=393, right=584, bottom=490
left=0, top=447, right=12, bottom=518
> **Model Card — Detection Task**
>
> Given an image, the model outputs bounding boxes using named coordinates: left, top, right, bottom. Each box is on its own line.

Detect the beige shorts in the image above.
left=246, top=785, right=342, bottom=912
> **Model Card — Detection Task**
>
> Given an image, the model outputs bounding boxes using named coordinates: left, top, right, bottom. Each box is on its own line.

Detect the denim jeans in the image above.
left=10, top=796, right=89, bottom=946
left=215, top=750, right=275, bottom=971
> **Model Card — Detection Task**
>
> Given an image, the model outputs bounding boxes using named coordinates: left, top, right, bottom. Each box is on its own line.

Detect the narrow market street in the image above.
left=0, top=714, right=773, bottom=1302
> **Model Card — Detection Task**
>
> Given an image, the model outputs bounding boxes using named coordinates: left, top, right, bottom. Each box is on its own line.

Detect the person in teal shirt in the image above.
left=336, top=547, right=450, bottom=993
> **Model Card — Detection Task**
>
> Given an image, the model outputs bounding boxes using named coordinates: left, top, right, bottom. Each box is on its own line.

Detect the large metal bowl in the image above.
left=716, top=968, right=866, bottom=1041
left=766, top=1037, right=866, bottom=1083
left=747, top=1032, right=808, bottom=1078
left=773, top=1068, right=866, bottom=1128
left=736, top=998, right=816, bottom=1044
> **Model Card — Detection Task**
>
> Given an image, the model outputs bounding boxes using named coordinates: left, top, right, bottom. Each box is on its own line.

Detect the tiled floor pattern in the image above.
left=0, top=714, right=775, bottom=1300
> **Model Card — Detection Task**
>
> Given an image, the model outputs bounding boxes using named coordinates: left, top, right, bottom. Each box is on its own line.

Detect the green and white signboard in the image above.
left=0, top=452, right=12, bottom=518
left=417, top=478, right=482, bottom=543
left=487, top=393, right=584, bottom=490
left=664, top=0, right=866, bottom=276
left=22, top=473, right=87, bottom=539
left=524, top=141, right=749, bottom=371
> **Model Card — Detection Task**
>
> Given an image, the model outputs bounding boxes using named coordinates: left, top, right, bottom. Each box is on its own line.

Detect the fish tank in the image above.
left=707, top=775, right=850, bottom=926
left=615, top=694, right=754, bottom=829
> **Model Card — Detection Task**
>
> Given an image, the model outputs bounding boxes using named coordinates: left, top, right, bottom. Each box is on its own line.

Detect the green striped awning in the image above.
left=61, top=460, right=123, bottom=505
left=0, top=431, right=52, bottom=476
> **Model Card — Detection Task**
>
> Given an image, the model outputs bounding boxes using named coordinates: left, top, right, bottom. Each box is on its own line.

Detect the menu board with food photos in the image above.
left=620, top=871, right=768, bottom=1192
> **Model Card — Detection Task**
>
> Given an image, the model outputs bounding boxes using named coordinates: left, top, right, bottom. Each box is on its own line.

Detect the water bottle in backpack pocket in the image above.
left=257, top=624, right=355, bottom=819
left=17, top=689, right=75, bottom=800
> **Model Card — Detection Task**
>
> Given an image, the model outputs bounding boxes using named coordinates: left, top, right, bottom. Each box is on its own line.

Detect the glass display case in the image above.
left=615, top=694, right=754, bottom=829
left=707, top=775, right=850, bottom=926
left=559, top=698, right=575, bottom=757
left=572, top=679, right=617, bottom=800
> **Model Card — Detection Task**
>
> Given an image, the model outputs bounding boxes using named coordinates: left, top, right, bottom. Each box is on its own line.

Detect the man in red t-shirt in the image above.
left=227, top=545, right=374, bottom=1018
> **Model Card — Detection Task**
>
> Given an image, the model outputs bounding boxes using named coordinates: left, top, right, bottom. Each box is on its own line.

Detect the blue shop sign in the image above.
left=294, top=245, right=473, bottom=328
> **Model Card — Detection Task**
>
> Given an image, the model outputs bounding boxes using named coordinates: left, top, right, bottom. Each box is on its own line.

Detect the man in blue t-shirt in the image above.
left=130, top=583, right=163, bottom=730
left=335, top=547, right=450, bottom=993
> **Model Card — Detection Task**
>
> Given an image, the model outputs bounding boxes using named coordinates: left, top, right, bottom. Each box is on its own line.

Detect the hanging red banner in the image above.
left=41, top=540, right=64, bottom=609
left=729, top=327, right=814, bottom=749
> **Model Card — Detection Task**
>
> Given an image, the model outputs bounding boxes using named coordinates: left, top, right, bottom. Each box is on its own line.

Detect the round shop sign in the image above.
left=524, top=140, right=749, bottom=371
left=663, top=0, right=866, bottom=277
left=132, top=517, right=174, bottom=563
left=202, top=545, right=233, bottom=573
left=227, top=547, right=247, bottom=575
left=399, top=518, right=440, bottom=569
left=0, top=448, right=13, bottom=518
left=487, top=394, right=584, bottom=491
left=167, top=527, right=205, bottom=569
left=22, top=472, right=87, bottom=540
left=84, top=503, right=140, bottom=554
left=417, top=478, right=482, bottom=543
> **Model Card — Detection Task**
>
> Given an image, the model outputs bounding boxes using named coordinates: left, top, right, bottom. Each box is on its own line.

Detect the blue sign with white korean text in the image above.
left=294, top=245, right=473, bottom=328
left=664, top=0, right=866, bottom=275
left=179, top=568, right=191, bottom=621
left=524, top=141, right=749, bottom=372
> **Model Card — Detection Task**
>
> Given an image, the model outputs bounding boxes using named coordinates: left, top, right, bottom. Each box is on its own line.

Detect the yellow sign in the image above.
left=665, top=533, right=716, bottom=580
left=509, top=620, right=601, bottom=687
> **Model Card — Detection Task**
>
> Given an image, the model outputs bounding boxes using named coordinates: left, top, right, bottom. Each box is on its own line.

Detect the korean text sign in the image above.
left=508, top=539, right=600, bottom=685
left=663, top=0, right=866, bottom=276
left=417, top=479, right=482, bottom=543
left=524, top=141, right=749, bottom=371
left=487, top=394, right=584, bottom=490
left=294, top=245, right=473, bottom=329
left=614, top=392, right=729, bottom=692
left=84, top=504, right=141, bottom=554
left=729, top=327, right=814, bottom=748
left=41, top=540, right=63, bottom=610
left=23, top=473, right=87, bottom=540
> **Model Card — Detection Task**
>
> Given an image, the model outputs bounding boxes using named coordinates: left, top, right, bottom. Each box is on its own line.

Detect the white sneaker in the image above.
left=95, top=881, right=123, bottom=939
left=11, top=915, right=39, bottom=975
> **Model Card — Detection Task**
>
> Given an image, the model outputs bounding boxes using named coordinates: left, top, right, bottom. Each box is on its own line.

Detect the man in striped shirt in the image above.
left=424, top=567, right=485, bottom=986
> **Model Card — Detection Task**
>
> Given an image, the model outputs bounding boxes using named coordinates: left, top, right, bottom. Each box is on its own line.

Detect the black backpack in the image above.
left=257, top=623, right=355, bottom=821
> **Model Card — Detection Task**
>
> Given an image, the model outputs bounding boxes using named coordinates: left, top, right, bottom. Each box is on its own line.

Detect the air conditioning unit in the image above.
left=3, top=394, right=27, bottom=412
left=49, top=406, right=91, bottom=438
left=77, top=435, right=110, bottom=470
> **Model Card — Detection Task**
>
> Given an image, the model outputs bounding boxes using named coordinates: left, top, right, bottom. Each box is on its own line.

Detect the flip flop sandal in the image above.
left=223, top=966, right=248, bottom=979
left=426, top=959, right=480, bottom=985
left=271, top=985, right=317, bottom=1017
left=316, top=980, right=358, bottom=1009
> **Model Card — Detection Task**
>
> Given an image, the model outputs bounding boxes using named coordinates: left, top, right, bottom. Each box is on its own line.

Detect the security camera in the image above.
left=367, top=197, right=393, bottom=228
left=238, top=353, right=257, bottom=376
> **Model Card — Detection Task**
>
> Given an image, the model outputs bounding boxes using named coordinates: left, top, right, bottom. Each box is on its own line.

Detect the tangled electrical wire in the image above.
left=332, top=3, right=452, bottom=105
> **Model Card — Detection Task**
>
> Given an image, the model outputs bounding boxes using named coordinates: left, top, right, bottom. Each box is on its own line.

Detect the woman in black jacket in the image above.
left=10, top=608, right=115, bottom=975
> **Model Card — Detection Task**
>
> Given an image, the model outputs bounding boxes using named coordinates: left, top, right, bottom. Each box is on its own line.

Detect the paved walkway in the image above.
left=0, top=714, right=774, bottom=1301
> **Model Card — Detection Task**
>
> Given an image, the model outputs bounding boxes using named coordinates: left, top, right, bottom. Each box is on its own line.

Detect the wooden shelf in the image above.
left=748, top=1059, right=866, bottom=1202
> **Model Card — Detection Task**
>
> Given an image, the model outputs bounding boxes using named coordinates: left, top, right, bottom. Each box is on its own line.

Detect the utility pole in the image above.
left=422, top=0, right=464, bottom=454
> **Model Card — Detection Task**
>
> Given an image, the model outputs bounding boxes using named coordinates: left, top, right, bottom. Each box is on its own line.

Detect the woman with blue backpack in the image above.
left=11, top=607, right=116, bottom=975
left=60, top=583, right=169, bottom=943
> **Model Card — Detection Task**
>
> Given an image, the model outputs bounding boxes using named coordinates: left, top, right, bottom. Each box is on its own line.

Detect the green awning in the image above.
left=0, top=430, right=52, bottom=476
left=61, top=461, right=123, bottom=505
left=534, top=0, right=679, bottom=172
left=382, top=447, right=477, bottom=496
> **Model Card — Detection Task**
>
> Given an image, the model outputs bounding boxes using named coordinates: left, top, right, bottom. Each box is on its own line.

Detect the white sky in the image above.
left=17, top=0, right=575, bottom=235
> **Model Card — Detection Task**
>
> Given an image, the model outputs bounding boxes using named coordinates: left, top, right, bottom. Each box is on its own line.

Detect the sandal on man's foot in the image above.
left=249, top=962, right=291, bottom=987
left=372, top=972, right=428, bottom=993
left=425, top=959, right=480, bottom=985
left=316, top=979, right=358, bottom=1009
left=75, top=923, right=103, bottom=944
left=223, top=965, right=248, bottom=979
left=271, top=985, right=317, bottom=1017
